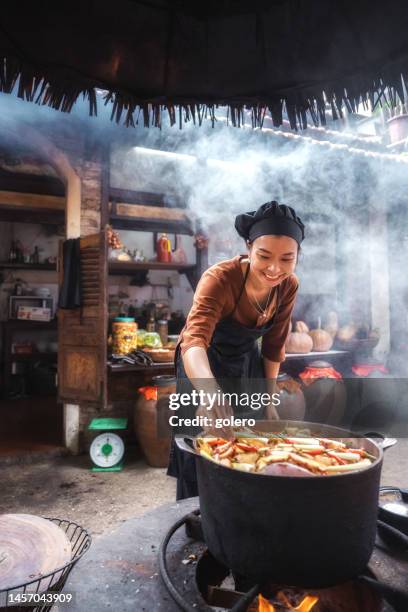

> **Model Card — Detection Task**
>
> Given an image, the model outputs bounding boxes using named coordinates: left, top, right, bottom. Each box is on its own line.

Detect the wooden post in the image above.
left=100, top=142, right=110, bottom=229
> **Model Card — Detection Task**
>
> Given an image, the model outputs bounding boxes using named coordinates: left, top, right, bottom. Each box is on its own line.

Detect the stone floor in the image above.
left=1, top=447, right=176, bottom=537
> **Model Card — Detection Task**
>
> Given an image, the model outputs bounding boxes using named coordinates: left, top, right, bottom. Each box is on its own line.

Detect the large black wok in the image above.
left=176, top=420, right=387, bottom=588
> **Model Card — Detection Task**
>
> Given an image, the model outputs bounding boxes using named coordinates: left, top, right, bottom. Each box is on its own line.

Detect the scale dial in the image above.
left=89, top=433, right=124, bottom=468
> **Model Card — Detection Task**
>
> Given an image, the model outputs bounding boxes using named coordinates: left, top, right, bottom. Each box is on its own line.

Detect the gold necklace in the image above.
left=248, top=283, right=273, bottom=319
left=245, top=262, right=273, bottom=319
left=251, top=289, right=273, bottom=318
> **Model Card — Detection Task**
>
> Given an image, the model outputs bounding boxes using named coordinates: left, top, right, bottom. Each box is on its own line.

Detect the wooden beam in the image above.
left=110, top=187, right=186, bottom=208
left=0, top=190, right=65, bottom=210
left=113, top=202, right=187, bottom=221
left=100, top=143, right=110, bottom=229
left=0, top=206, right=64, bottom=225
left=0, top=169, right=65, bottom=196
left=110, top=215, right=194, bottom=235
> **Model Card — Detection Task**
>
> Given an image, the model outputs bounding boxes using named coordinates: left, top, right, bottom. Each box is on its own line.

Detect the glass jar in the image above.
left=157, top=319, right=168, bottom=346
left=112, top=317, right=138, bottom=355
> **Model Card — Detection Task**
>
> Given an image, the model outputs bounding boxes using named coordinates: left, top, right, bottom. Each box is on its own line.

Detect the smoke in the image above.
left=1, top=90, right=408, bottom=371
left=108, top=114, right=408, bottom=370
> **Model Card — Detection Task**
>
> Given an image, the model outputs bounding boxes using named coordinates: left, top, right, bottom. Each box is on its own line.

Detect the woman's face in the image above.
left=248, top=234, right=298, bottom=288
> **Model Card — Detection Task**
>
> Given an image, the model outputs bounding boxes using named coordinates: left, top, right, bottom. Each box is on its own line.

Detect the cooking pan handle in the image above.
left=364, top=432, right=397, bottom=452
left=174, top=436, right=197, bottom=456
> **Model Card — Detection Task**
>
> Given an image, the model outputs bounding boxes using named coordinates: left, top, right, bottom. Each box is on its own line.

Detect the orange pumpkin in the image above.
left=295, top=320, right=309, bottom=333
left=309, top=329, right=333, bottom=352
left=285, top=332, right=313, bottom=354
left=324, top=311, right=339, bottom=338
left=337, top=323, right=358, bottom=342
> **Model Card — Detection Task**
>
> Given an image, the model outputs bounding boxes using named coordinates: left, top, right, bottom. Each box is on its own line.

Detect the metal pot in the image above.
left=175, top=420, right=387, bottom=588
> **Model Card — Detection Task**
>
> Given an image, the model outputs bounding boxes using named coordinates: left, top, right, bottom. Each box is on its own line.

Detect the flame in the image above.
left=257, top=592, right=319, bottom=612
left=294, top=595, right=319, bottom=611
left=258, top=594, right=276, bottom=612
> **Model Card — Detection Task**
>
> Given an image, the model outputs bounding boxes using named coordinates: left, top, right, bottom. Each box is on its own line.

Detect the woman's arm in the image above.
left=182, top=346, right=214, bottom=379
left=182, top=346, right=234, bottom=437
left=263, top=357, right=280, bottom=420
left=179, top=270, right=234, bottom=436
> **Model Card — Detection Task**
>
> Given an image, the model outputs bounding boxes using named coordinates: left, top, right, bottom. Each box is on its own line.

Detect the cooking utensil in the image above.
left=379, top=486, right=408, bottom=535
left=176, top=420, right=390, bottom=588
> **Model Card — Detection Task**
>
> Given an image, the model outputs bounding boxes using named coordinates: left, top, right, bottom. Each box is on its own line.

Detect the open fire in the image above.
left=255, top=592, right=319, bottom=612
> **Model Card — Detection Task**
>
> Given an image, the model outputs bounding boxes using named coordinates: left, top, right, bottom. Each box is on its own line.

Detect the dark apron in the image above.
left=167, top=265, right=281, bottom=500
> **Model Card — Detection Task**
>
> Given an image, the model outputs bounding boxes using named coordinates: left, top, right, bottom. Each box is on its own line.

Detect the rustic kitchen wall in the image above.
left=0, top=223, right=59, bottom=321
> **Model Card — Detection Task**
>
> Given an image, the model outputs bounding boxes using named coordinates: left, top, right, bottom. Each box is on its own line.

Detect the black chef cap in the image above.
left=235, top=201, right=305, bottom=245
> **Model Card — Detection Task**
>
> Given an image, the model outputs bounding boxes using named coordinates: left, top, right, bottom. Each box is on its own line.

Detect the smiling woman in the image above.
left=167, top=200, right=306, bottom=499
left=245, top=235, right=298, bottom=315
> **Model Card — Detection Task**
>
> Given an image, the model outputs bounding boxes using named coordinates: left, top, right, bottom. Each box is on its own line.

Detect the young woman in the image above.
left=167, top=201, right=305, bottom=499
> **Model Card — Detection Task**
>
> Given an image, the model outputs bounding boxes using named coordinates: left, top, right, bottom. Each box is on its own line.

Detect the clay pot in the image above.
left=276, top=373, right=306, bottom=420
left=299, top=361, right=346, bottom=426
left=134, top=375, right=176, bottom=467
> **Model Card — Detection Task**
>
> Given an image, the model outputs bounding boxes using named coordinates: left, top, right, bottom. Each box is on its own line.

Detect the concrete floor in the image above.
left=1, top=440, right=407, bottom=541
left=0, top=447, right=176, bottom=537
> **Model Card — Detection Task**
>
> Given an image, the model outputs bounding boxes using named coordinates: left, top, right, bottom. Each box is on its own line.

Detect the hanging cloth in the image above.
left=58, top=238, right=82, bottom=309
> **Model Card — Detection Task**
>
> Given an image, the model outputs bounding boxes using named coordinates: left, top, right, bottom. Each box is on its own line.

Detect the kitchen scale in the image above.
left=88, top=417, right=128, bottom=471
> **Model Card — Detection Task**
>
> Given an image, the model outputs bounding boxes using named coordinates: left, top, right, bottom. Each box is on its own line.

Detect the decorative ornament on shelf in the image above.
left=194, top=233, right=209, bottom=250
left=156, top=234, right=172, bottom=263
left=107, top=225, right=123, bottom=250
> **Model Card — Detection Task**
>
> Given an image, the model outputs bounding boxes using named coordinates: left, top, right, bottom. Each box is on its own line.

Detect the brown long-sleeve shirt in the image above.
left=179, top=255, right=298, bottom=362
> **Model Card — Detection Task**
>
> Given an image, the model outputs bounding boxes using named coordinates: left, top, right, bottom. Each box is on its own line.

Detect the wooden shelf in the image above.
left=108, top=361, right=174, bottom=373
left=108, top=261, right=195, bottom=275
left=110, top=215, right=194, bottom=235
left=285, top=350, right=349, bottom=360
left=6, top=319, right=57, bottom=330
left=11, top=352, right=58, bottom=362
left=0, top=262, right=57, bottom=271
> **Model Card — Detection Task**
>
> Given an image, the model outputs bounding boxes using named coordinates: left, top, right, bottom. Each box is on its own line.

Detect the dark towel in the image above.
left=58, top=238, right=82, bottom=309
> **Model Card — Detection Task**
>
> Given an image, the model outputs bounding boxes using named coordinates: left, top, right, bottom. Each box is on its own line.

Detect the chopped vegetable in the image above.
left=206, top=438, right=228, bottom=447
left=195, top=431, right=376, bottom=476
left=324, top=459, right=372, bottom=473
left=235, top=442, right=259, bottom=453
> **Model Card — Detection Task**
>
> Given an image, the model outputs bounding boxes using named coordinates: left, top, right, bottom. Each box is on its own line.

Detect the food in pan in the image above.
left=196, top=432, right=375, bottom=475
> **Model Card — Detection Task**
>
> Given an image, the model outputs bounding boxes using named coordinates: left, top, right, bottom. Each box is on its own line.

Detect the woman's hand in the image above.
left=263, top=357, right=281, bottom=420
left=265, top=403, right=280, bottom=420
left=195, top=401, right=234, bottom=439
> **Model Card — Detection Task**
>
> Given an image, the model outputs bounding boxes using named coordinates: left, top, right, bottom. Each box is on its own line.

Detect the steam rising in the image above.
left=1, top=91, right=408, bottom=371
